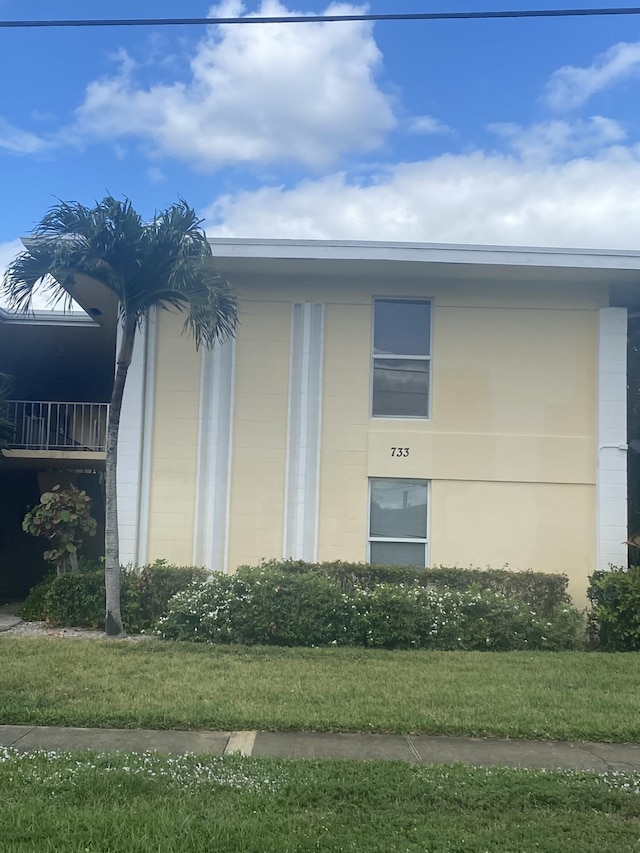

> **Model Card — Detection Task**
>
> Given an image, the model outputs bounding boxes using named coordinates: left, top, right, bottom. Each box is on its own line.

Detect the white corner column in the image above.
left=283, top=302, right=324, bottom=561
left=193, top=339, right=235, bottom=572
left=597, top=307, right=628, bottom=571
left=116, top=310, right=157, bottom=566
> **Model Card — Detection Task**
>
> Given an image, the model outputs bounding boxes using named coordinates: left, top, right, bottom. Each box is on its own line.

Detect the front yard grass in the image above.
left=2, top=749, right=640, bottom=852
left=2, top=638, right=639, bottom=741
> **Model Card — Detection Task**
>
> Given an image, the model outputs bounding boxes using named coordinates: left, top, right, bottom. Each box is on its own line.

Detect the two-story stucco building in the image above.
left=105, top=239, right=640, bottom=604
left=3, top=238, right=639, bottom=603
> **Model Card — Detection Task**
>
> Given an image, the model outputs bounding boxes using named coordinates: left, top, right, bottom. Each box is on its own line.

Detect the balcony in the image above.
left=4, top=401, right=108, bottom=467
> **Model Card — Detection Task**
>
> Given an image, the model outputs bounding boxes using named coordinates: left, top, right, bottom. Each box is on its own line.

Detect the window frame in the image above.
left=367, top=477, right=430, bottom=568
left=370, top=297, right=433, bottom=420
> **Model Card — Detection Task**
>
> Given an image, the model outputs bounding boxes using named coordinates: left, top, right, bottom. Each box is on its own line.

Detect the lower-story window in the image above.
left=368, top=478, right=429, bottom=567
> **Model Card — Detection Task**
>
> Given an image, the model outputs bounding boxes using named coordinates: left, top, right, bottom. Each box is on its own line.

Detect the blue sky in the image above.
left=1, top=0, right=640, bottom=285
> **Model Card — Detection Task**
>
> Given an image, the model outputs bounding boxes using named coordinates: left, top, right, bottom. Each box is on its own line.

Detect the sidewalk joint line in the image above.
left=7, top=726, right=37, bottom=747
left=405, top=735, right=422, bottom=762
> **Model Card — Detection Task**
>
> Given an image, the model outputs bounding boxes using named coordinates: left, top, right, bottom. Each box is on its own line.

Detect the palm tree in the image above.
left=2, top=197, right=238, bottom=636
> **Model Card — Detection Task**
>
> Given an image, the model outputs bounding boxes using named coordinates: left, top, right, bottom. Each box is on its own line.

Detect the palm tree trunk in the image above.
left=104, top=314, right=137, bottom=637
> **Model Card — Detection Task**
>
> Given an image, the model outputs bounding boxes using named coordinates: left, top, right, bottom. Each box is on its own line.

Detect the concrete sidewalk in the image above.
left=2, top=725, right=640, bottom=772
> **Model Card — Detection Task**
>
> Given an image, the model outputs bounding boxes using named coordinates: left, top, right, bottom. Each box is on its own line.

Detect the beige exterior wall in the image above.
left=318, top=300, right=370, bottom=561
left=429, top=480, right=595, bottom=605
left=314, top=276, right=603, bottom=601
left=146, top=271, right=607, bottom=602
left=147, top=310, right=202, bottom=563
left=226, top=292, right=291, bottom=568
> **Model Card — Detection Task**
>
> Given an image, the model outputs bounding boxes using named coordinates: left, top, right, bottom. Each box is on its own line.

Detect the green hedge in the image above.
left=158, top=565, right=582, bottom=651
left=20, top=560, right=209, bottom=633
left=587, top=566, right=640, bottom=651
left=239, top=560, right=571, bottom=618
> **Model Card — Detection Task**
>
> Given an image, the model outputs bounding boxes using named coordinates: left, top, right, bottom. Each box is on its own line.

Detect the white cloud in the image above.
left=490, top=116, right=627, bottom=162
left=71, top=0, right=395, bottom=169
left=545, top=40, right=640, bottom=110
left=146, top=166, right=167, bottom=184
left=408, top=115, right=451, bottom=135
left=204, top=144, right=640, bottom=249
left=0, top=118, right=48, bottom=155
left=0, top=239, right=22, bottom=280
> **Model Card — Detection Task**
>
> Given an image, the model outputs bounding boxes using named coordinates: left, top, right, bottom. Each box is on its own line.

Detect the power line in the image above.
left=2, top=7, right=640, bottom=29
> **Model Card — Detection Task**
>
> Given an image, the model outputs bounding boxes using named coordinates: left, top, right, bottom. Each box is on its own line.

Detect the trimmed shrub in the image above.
left=158, top=568, right=583, bottom=651
left=19, top=572, right=57, bottom=622
left=19, top=560, right=209, bottom=633
left=240, top=560, right=571, bottom=619
left=123, top=562, right=210, bottom=634
left=587, top=566, right=640, bottom=651
left=452, top=590, right=582, bottom=652
left=159, top=567, right=348, bottom=646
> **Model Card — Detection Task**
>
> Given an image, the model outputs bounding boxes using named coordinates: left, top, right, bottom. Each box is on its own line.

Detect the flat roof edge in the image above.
left=0, top=309, right=97, bottom=326
left=206, top=237, right=640, bottom=270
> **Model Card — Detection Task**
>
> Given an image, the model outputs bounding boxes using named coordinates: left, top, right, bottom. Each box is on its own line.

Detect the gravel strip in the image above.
left=5, top=620, right=157, bottom=641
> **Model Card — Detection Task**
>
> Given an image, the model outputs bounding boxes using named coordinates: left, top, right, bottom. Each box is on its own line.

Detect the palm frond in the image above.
left=3, top=241, right=76, bottom=313
left=177, top=263, right=238, bottom=349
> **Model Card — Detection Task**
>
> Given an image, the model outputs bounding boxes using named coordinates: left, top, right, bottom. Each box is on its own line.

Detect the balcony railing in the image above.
left=7, top=401, right=108, bottom=452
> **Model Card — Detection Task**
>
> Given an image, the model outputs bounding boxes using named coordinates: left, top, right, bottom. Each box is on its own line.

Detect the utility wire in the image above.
left=2, top=7, right=640, bottom=28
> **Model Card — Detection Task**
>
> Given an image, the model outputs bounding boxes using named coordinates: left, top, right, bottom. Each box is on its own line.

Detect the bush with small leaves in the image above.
left=158, top=569, right=584, bottom=650
left=245, top=559, right=571, bottom=619
left=587, top=566, right=640, bottom=651
left=159, top=567, right=348, bottom=646
left=20, top=559, right=210, bottom=632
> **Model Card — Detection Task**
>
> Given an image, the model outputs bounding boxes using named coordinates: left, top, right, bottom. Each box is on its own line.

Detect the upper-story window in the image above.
left=372, top=299, right=431, bottom=418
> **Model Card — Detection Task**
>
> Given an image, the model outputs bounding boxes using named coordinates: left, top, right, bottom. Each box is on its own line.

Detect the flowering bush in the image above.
left=158, top=567, right=347, bottom=646
left=157, top=568, right=583, bottom=650
left=240, top=559, right=571, bottom=619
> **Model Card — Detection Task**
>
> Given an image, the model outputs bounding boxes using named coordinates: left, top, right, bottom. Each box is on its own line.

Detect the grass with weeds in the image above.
left=2, top=638, right=640, bottom=740
left=2, top=748, right=640, bottom=852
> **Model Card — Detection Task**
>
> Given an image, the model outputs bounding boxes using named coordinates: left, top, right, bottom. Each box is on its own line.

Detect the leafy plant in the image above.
left=158, top=567, right=583, bottom=651
left=22, top=485, right=97, bottom=576
left=587, top=566, right=640, bottom=651
left=240, top=559, right=572, bottom=619
left=20, top=559, right=209, bottom=632
left=121, top=561, right=210, bottom=634
left=158, top=567, right=347, bottom=647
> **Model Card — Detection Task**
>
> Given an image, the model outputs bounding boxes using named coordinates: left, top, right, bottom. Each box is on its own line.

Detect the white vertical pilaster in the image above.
left=116, top=313, right=156, bottom=566
left=193, top=338, right=235, bottom=572
left=597, top=307, right=628, bottom=571
left=116, top=321, right=145, bottom=565
left=136, top=309, right=157, bottom=565
left=283, top=302, right=324, bottom=561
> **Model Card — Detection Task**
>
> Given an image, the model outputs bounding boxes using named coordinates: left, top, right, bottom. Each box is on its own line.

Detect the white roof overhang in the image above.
left=207, top=238, right=640, bottom=286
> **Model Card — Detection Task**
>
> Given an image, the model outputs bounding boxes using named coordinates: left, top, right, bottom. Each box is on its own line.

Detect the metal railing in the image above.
left=7, top=401, right=109, bottom=452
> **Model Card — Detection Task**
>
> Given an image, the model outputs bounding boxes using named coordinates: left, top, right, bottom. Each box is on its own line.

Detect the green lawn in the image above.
left=2, top=749, right=640, bottom=852
left=2, top=637, right=639, bottom=741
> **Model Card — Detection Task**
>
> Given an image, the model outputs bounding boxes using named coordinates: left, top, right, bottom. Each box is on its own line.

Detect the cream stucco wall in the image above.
left=226, top=293, right=291, bottom=568
left=429, top=480, right=595, bottom=605
left=314, top=276, right=603, bottom=601
left=145, top=270, right=608, bottom=602
left=318, top=300, right=370, bottom=561
left=147, top=311, right=201, bottom=563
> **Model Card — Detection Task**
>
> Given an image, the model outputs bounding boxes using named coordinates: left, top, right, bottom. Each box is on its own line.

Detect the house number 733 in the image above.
left=390, top=447, right=410, bottom=457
